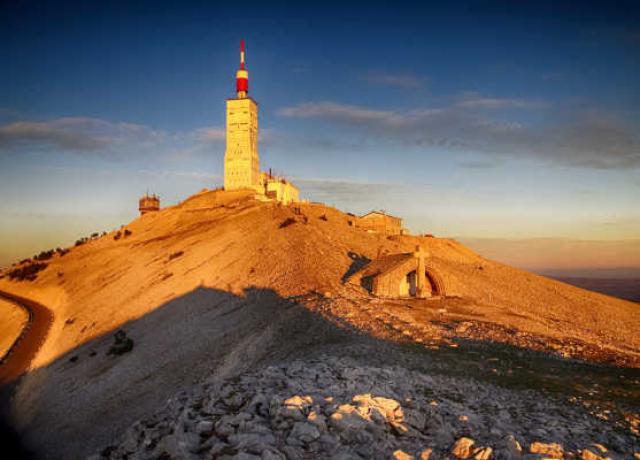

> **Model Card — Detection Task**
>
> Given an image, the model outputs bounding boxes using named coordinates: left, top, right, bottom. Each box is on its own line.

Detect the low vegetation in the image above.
left=34, top=249, right=56, bottom=261
left=114, top=229, right=132, bottom=241
left=6, top=262, right=48, bottom=281
left=279, top=217, right=297, bottom=228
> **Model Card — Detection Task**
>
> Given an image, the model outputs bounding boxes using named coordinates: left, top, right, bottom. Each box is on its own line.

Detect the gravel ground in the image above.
left=96, top=348, right=640, bottom=459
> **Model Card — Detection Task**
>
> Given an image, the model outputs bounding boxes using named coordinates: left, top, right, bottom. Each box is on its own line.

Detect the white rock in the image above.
left=288, top=422, right=320, bottom=444
left=529, top=442, right=563, bottom=459
left=452, top=437, right=476, bottom=459
left=196, top=420, right=214, bottom=435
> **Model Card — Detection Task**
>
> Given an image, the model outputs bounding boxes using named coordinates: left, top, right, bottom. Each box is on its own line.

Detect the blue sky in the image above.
left=1, top=0, right=639, bottom=271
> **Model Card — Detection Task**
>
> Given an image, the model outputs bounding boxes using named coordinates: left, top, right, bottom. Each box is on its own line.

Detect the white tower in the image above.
left=224, top=39, right=261, bottom=192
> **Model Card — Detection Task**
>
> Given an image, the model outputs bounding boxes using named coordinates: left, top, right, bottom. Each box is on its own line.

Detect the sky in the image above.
left=1, top=0, right=639, bottom=274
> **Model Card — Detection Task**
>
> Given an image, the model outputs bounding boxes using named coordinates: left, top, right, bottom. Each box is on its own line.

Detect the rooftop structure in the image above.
left=261, top=170, right=299, bottom=205
left=139, top=193, right=160, bottom=216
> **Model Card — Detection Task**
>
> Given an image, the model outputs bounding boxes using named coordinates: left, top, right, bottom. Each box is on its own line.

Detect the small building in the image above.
left=356, top=211, right=403, bottom=236
left=262, top=172, right=299, bottom=205
left=139, top=193, right=160, bottom=216
left=355, top=246, right=445, bottom=298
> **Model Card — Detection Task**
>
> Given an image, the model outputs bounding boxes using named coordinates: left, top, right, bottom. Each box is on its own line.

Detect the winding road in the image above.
left=0, top=290, right=53, bottom=385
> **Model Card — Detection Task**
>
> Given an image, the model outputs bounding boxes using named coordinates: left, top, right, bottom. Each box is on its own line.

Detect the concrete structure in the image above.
left=356, top=246, right=445, bottom=298
left=223, top=40, right=299, bottom=203
left=138, top=193, right=160, bottom=216
left=356, top=211, right=403, bottom=236
left=262, top=171, right=299, bottom=205
left=224, top=40, right=261, bottom=193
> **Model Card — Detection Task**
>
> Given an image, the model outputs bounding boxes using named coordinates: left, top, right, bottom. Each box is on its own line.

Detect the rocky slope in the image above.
left=96, top=351, right=639, bottom=459
left=0, top=189, right=638, bottom=458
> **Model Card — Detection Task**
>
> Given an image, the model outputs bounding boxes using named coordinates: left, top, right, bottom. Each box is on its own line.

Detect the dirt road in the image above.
left=0, top=290, right=53, bottom=385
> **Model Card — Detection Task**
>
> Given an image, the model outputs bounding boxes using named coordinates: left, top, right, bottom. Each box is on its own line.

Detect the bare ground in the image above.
left=0, top=190, right=637, bottom=458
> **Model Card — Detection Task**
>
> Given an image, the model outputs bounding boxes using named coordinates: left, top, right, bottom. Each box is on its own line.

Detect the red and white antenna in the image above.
left=236, top=39, right=249, bottom=98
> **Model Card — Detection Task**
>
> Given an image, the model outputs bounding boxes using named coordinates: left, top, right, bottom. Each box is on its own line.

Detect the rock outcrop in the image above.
left=95, top=354, right=638, bottom=459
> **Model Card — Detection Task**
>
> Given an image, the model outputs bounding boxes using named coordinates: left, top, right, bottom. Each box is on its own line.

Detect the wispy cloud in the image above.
left=195, top=127, right=226, bottom=144
left=454, top=91, right=547, bottom=109
left=458, top=158, right=503, bottom=169
left=0, top=118, right=240, bottom=160
left=362, top=72, right=427, bottom=89
left=294, top=177, right=406, bottom=205
left=278, top=97, right=640, bottom=169
left=0, top=117, right=165, bottom=154
left=278, top=102, right=404, bottom=125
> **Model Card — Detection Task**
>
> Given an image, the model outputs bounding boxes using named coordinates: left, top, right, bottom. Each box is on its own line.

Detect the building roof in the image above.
left=360, top=210, right=402, bottom=220
left=358, top=252, right=414, bottom=279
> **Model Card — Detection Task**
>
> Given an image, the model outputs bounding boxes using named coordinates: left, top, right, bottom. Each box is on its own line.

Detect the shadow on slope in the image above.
left=2, top=287, right=639, bottom=459
left=2, top=286, right=352, bottom=460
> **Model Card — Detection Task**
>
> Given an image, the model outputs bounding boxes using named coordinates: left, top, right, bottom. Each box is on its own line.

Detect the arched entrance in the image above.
left=403, top=269, right=445, bottom=297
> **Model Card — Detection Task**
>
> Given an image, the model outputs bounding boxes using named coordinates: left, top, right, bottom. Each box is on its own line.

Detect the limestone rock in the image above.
left=419, top=448, right=433, bottom=459
left=504, top=435, right=522, bottom=457
left=329, top=404, right=369, bottom=434
left=580, top=449, right=611, bottom=460
left=229, top=433, right=277, bottom=454
left=261, top=448, right=286, bottom=460
left=474, top=447, right=492, bottom=460
left=288, top=422, right=320, bottom=444
left=529, top=442, right=563, bottom=459
left=452, top=437, right=476, bottom=459
left=93, top=356, right=639, bottom=460
left=393, top=449, right=414, bottom=460
left=306, top=410, right=327, bottom=431
left=196, top=420, right=214, bottom=435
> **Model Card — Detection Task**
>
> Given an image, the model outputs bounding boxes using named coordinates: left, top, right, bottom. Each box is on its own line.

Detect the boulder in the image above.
left=228, top=433, right=277, bottom=454
left=452, top=437, right=476, bottom=459
left=529, top=442, right=563, bottom=459
left=580, top=449, right=611, bottom=460
left=474, top=447, right=492, bottom=460
left=419, top=448, right=433, bottom=459
left=196, top=420, right=214, bottom=435
left=392, top=450, right=414, bottom=460
left=287, top=422, right=320, bottom=445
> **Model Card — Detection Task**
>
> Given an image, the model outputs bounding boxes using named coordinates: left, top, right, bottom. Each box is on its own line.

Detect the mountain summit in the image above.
left=1, top=189, right=638, bottom=458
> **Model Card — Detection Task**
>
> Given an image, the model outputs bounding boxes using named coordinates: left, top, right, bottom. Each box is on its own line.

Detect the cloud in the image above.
left=294, top=177, right=406, bottom=205
left=362, top=72, right=426, bottom=89
left=454, top=91, right=546, bottom=109
left=278, top=97, right=640, bottom=169
left=0, top=117, right=165, bottom=154
left=458, top=158, right=503, bottom=169
left=195, top=127, right=226, bottom=144
left=278, top=102, right=404, bottom=125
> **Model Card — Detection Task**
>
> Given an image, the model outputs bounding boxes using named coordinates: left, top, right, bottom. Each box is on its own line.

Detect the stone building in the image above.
left=357, top=246, right=445, bottom=298
left=224, top=96, right=261, bottom=192
left=262, top=171, right=299, bottom=205
left=223, top=40, right=299, bottom=202
left=356, top=211, right=403, bottom=236
left=138, top=193, right=160, bottom=216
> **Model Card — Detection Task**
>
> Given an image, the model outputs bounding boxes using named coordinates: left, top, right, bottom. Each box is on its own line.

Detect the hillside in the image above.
left=0, top=298, right=28, bottom=358
left=1, top=189, right=639, bottom=458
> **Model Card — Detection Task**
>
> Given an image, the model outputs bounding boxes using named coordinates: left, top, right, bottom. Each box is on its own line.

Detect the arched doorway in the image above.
left=402, top=269, right=445, bottom=297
